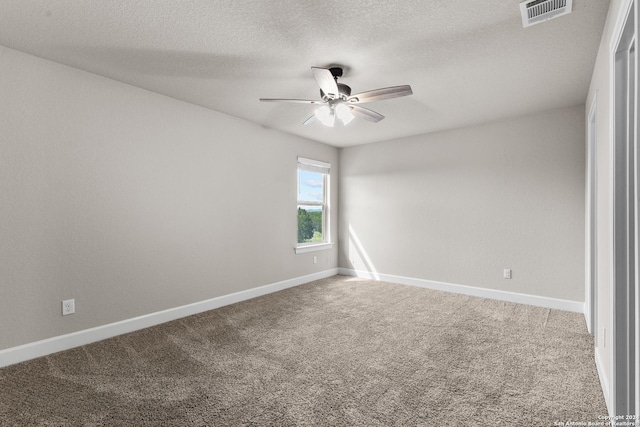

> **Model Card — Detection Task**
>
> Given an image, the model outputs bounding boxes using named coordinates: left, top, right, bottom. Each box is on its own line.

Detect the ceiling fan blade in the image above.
left=350, top=105, right=385, bottom=123
left=303, top=115, right=316, bottom=125
left=311, top=67, right=339, bottom=98
left=259, top=98, right=323, bottom=104
left=347, top=85, right=413, bottom=103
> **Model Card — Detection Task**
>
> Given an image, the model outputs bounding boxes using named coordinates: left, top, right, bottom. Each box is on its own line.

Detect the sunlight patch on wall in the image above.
left=348, top=224, right=379, bottom=280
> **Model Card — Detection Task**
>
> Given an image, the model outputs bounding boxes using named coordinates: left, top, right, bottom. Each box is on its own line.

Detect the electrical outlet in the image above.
left=313, top=256, right=317, bottom=264
left=503, top=269, right=512, bottom=279
left=62, top=299, right=75, bottom=316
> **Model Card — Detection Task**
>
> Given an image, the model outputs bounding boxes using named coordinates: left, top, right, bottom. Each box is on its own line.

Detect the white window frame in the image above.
left=295, top=157, right=333, bottom=254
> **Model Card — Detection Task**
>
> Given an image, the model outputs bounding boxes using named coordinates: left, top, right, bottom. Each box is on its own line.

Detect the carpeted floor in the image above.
left=0, top=275, right=607, bottom=426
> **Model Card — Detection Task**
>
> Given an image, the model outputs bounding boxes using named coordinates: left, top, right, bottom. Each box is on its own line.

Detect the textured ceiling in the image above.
left=0, top=1, right=610, bottom=147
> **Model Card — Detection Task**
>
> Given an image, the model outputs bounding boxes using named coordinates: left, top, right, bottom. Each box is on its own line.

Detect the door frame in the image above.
left=610, top=0, right=638, bottom=416
left=587, top=94, right=598, bottom=338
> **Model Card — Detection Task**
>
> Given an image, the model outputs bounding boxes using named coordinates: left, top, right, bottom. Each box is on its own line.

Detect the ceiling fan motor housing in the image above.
left=319, top=66, right=351, bottom=100
left=320, top=83, right=351, bottom=101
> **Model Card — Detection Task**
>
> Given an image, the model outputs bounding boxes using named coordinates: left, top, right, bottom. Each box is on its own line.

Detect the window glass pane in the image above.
left=297, top=205, right=323, bottom=244
left=298, top=170, right=324, bottom=203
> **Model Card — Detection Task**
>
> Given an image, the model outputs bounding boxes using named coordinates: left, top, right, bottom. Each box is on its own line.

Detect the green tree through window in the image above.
left=297, top=208, right=314, bottom=242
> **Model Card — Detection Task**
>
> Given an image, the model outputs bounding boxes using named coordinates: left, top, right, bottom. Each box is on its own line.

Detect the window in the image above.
left=296, top=157, right=332, bottom=253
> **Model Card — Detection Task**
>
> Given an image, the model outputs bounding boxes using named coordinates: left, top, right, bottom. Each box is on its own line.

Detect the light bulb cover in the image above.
left=315, top=105, right=335, bottom=127
left=335, top=103, right=354, bottom=125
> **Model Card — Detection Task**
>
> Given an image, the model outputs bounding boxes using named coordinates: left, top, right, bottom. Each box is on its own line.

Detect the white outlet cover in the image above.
left=62, top=299, right=75, bottom=315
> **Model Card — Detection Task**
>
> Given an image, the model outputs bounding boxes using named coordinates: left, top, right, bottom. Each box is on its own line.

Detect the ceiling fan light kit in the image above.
left=313, top=103, right=355, bottom=127
left=260, top=66, right=412, bottom=127
left=315, top=105, right=335, bottom=127
left=335, top=104, right=354, bottom=125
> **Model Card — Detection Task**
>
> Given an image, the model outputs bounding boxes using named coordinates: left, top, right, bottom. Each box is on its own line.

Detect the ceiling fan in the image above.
left=259, top=66, right=413, bottom=127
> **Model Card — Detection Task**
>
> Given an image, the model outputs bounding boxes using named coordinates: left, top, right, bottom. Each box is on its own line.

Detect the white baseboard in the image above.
left=594, top=346, right=612, bottom=417
left=338, top=268, right=585, bottom=313
left=0, top=269, right=339, bottom=368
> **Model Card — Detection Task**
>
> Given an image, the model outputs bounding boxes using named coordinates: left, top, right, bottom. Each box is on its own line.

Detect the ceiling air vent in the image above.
left=520, top=0, right=573, bottom=28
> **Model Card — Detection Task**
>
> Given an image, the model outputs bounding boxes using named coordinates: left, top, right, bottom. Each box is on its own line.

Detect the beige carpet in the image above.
left=0, top=275, right=607, bottom=426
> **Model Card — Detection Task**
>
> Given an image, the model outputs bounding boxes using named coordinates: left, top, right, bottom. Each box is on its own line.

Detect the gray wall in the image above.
left=0, top=45, right=338, bottom=350
left=339, top=105, right=586, bottom=301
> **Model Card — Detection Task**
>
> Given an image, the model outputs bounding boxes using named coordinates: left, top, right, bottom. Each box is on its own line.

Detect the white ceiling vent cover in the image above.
left=520, top=0, right=573, bottom=28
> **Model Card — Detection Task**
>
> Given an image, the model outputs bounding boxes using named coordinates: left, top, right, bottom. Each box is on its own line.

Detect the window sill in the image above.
left=294, top=243, right=334, bottom=254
